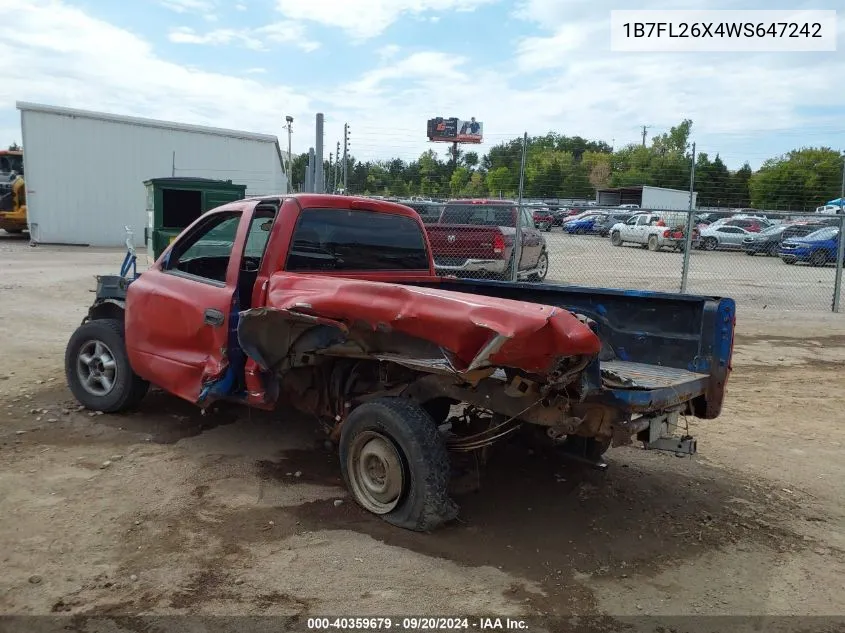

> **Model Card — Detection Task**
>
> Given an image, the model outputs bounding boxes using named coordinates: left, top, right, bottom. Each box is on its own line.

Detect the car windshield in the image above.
left=761, top=225, right=784, bottom=235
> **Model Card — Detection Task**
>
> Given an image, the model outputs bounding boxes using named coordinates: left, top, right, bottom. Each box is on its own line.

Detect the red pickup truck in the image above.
left=425, top=199, right=549, bottom=281
left=64, top=194, right=736, bottom=532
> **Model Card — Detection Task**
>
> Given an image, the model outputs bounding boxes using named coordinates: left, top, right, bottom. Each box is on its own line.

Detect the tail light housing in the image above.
left=663, top=229, right=671, bottom=238
left=493, top=234, right=505, bottom=255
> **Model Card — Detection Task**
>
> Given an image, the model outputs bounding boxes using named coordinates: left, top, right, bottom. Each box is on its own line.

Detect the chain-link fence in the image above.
left=321, top=126, right=845, bottom=313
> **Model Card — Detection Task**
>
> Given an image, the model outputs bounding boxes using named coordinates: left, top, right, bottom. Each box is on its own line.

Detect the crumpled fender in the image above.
left=238, top=273, right=601, bottom=378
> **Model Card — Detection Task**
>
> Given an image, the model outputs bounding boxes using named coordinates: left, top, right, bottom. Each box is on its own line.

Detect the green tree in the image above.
left=749, top=147, right=843, bottom=210
left=449, top=166, right=471, bottom=195
left=486, top=166, right=514, bottom=198
left=8, top=142, right=21, bottom=151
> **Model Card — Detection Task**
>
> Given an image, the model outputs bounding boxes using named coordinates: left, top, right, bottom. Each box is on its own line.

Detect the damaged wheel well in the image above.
left=86, top=300, right=126, bottom=325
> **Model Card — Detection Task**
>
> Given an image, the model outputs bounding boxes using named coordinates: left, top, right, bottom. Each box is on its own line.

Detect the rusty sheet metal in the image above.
left=241, top=273, right=601, bottom=377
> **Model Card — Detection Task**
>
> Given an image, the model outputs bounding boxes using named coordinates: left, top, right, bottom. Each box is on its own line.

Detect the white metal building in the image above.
left=17, top=102, right=288, bottom=246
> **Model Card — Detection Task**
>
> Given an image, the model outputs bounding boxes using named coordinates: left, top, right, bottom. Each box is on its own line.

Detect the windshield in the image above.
left=761, top=225, right=784, bottom=235
left=804, top=227, right=838, bottom=240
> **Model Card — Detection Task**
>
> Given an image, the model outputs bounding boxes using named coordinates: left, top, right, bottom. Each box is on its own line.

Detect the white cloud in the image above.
left=159, top=0, right=216, bottom=14
left=245, top=67, right=268, bottom=74
left=235, top=3, right=247, bottom=9
left=274, top=0, right=498, bottom=39
left=168, top=22, right=320, bottom=52
left=0, top=1, right=311, bottom=137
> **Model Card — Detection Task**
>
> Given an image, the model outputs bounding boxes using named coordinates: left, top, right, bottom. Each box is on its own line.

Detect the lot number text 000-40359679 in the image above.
left=610, top=9, right=837, bottom=52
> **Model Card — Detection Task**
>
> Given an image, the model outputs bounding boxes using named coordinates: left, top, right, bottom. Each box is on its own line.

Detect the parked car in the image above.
left=696, top=211, right=736, bottom=226
left=743, top=225, right=787, bottom=256
left=699, top=224, right=755, bottom=251
left=595, top=212, right=635, bottom=237
left=779, top=226, right=841, bottom=266
left=610, top=212, right=697, bottom=252
left=723, top=217, right=771, bottom=233
left=532, top=207, right=555, bottom=231
left=781, top=220, right=837, bottom=241
left=562, top=213, right=604, bottom=235
left=426, top=200, right=548, bottom=281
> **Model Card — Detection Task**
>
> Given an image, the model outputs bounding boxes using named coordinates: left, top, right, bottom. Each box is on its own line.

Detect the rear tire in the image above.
left=530, top=251, right=549, bottom=282
left=704, top=236, right=718, bottom=251
left=340, top=398, right=458, bottom=532
left=64, top=319, right=149, bottom=413
left=610, top=231, right=622, bottom=247
left=647, top=235, right=659, bottom=251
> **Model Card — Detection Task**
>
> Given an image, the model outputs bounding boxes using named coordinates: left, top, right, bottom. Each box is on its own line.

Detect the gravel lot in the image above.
left=1, top=232, right=844, bottom=629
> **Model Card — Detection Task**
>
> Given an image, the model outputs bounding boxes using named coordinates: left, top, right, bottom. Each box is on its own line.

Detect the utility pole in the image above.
left=832, top=151, right=845, bottom=312
left=641, top=125, right=649, bottom=147
left=315, top=113, right=325, bottom=193
left=328, top=152, right=333, bottom=194
left=343, top=123, right=350, bottom=193
left=512, top=132, right=528, bottom=283
left=335, top=141, right=341, bottom=193
left=680, top=142, right=697, bottom=293
left=284, top=116, right=293, bottom=193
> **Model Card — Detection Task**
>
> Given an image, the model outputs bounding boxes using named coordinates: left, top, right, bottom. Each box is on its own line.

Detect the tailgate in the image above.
left=426, top=224, right=508, bottom=264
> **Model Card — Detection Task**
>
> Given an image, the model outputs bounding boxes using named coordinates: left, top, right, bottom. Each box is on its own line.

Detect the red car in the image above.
left=531, top=208, right=555, bottom=231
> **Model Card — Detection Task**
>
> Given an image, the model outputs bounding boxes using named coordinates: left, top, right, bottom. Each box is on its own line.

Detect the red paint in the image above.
left=126, top=194, right=599, bottom=406
left=263, top=273, right=601, bottom=376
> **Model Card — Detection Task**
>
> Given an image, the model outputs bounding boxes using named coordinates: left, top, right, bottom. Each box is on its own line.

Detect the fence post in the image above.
left=680, top=141, right=697, bottom=293
left=833, top=152, right=845, bottom=312
left=512, top=132, right=528, bottom=282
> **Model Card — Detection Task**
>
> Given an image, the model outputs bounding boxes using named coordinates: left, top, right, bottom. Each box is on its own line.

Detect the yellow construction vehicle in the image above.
left=0, top=150, right=27, bottom=234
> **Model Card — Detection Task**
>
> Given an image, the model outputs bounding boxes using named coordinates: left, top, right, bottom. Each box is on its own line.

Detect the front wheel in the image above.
left=64, top=319, right=149, bottom=412
left=704, top=236, right=718, bottom=251
left=339, top=398, right=458, bottom=532
left=610, top=231, right=622, bottom=247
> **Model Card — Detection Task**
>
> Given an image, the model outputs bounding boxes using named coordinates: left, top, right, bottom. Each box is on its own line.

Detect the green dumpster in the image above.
left=144, top=177, right=247, bottom=261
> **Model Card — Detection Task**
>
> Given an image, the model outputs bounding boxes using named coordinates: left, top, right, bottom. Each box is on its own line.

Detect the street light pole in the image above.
left=284, top=116, right=294, bottom=194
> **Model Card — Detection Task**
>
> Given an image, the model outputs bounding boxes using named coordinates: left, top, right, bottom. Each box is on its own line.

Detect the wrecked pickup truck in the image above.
left=64, top=194, right=736, bottom=532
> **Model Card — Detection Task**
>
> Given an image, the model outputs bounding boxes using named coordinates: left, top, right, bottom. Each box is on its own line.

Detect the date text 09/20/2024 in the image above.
left=306, top=617, right=529, bottom=630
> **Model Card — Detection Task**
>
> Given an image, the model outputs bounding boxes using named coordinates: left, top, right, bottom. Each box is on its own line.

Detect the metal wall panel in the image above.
left=19, top=104, right=287, bottom=246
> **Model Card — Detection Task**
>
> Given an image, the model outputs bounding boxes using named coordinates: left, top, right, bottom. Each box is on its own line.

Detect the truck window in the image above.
left=440, top=204, right=515, bottom=227
left=165, top=211, right=241, bottom=284
left=285, top=208, right=429, bottom=272
left=243, top=206, right=277, bottom=260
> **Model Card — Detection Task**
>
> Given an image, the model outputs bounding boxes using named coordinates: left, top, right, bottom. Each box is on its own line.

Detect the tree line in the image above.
left=289, top=120, right=843, bottom=211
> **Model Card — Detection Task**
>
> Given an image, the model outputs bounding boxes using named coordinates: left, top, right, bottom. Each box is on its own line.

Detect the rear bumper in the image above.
left=434, top=258, right=507, bottom=274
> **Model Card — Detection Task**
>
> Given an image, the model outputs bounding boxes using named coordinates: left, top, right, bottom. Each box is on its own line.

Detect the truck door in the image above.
left=125, top=208, right=249, bottom=404
left=629, top=214, right=649, bottom=243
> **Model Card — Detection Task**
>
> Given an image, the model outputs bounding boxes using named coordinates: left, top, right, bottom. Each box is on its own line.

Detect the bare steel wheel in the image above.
left=339, top=397, right=457, bottom=531
left=347, top=431, right=405, bottom=514
left=77, top=340, right=118, bottom=397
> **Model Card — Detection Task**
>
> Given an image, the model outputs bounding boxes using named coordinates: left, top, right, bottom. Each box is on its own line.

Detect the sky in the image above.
left=0, top=0, right=843, bottom=170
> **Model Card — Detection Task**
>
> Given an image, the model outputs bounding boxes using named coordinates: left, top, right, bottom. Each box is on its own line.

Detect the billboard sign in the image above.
left=427, top=117, right=483, bottom=143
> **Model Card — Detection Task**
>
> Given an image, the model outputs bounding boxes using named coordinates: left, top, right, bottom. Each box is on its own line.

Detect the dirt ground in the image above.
left=1, top=234, right=845, bottom=630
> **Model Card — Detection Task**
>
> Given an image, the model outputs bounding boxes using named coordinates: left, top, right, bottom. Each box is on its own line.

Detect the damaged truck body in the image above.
left=65, top=194, right=736, bottom=531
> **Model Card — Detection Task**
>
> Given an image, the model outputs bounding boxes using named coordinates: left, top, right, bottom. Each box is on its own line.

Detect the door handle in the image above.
left=203, top=308, right=225, bottom=327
